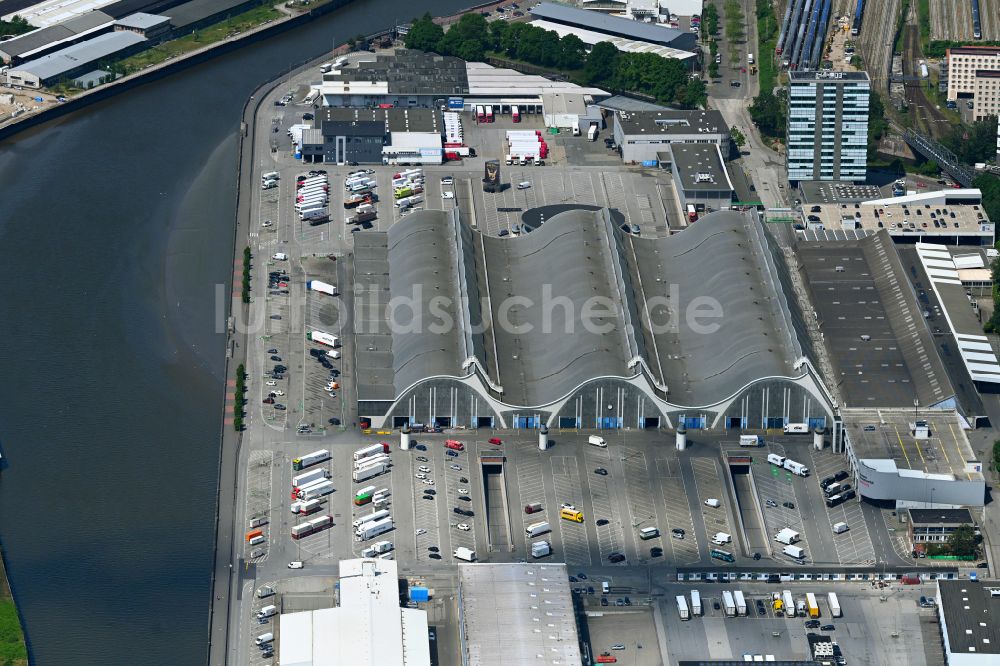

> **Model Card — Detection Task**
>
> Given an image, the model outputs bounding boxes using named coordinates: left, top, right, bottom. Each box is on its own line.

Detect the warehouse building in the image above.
left=528, top=19, right=698, bottom=65
left=668, top=143, right=734, bottom=213
left=165, top=0, right=261, bottom=34
left=1, top=0, right=115, bottom=28
left=935, top=579, right=1000, bottom=666
left=612, top=108, right=729, bottom=163
left=352, top=207, right=834, bottom=430
left=459, top=564, right=582, bottom=666
left=278, top=558, right=431, bottom=666
left=113, top=12, right=170, bottom=39
left=315, top=50, right=608, bottom=111
left=0, top=11, right=114, bottom=65
left=5, top=30, right=146, bottom=88
left=529, top=1, right=696, bottom=50
left=299, top=107, right=441, bottom=164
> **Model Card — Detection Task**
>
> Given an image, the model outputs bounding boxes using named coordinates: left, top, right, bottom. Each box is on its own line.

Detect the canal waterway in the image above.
left=0, top=0, right=466, bottom=662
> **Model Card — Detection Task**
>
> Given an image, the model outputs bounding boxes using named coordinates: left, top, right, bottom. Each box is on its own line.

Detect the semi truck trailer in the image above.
left=307, top=280, right=337, bottom=296
left=292, top=449, right=330, bottom=471
left=352, top=462, right=388, bottom=482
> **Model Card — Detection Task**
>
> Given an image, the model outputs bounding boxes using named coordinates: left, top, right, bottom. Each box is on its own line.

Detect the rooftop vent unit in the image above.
left=695, top=172, right=715, bottom=183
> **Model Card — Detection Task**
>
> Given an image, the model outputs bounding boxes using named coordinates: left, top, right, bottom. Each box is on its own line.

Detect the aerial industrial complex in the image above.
left=211, top=2, right=1000, bottom=666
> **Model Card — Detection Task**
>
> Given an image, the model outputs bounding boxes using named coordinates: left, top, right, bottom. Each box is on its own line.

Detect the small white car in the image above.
left=415, top=473, right=428, bottom=480
left=415, top=528, right=427, bottom=536
left=441, top=191, right=455, bottom=199
left=288, top=561, right=304, bottom=569
left=450, top=464, right=462, bottom=471
left=272, top=390, right=285, bottom=396
left=265, top=380, right=277, bottom=386
left=421, top=478, right=434, bottom=485
left=457, top=488, right=468, bottom=494
left=261, top=220, right=273, bottom=228
left=418, top=466, right=431, bottom=473
left=456, top=523, right=471, bottom=531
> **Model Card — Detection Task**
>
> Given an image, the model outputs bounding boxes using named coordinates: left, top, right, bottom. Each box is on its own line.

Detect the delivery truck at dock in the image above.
left=676, top=595, right=690, bottom=620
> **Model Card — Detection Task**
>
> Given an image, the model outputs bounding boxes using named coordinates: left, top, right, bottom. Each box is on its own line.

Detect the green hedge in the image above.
left=233, top=363, right=246, bottom=432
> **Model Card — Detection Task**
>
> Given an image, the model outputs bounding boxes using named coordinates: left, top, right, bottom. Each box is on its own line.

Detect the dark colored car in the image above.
left=429, top=553, right=442, bottom=560
left=834, top=470, right=849, bottom=481
left=806, top=620, right=820, bottom=628
left=425, top=489, right=436, bottom=495
left=263, top=398, right=275, bottom=404
left=601, top=597, right=609, bottom=606
left=446, top=450, right=459, bottom=457
left=821, top=625, right=835, bottom=631
left=594, top=468, right=608, bottom=476
left=458, top=496, right=471, bottom=502
left=577, top=573, right=587, bottom=580
left=267, top=348, right=279, bottom=354
left=608, top=553, right=625, bottom=563
left=782, top=501, right=795, bottom=509
left=459, top=477, right=468, bottom=484
left=597, top=519, right=610, bottom=526
left=270, top=355, right=282, bottom=362
left=273, top=365, right=287, bottom=373
left=650, top=547, right=663, bottom=557
left=274, top=404, right=286, bottom=410
left=713, top=601, right=720, bottom=610
left=820, top=475, right=836, bottom=488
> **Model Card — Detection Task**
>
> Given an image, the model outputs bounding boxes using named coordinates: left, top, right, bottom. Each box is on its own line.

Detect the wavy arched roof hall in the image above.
left=354, top=206, right=822, bottom=420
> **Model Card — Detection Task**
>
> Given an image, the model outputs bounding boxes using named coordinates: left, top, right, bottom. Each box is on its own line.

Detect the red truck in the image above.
left=444, top=440, right=464, bottom=451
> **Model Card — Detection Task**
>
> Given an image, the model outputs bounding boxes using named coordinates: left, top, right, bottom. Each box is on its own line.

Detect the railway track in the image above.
left=930, top=0, right=1000, bottom=40
left=858, top=0, right=899, bottom=89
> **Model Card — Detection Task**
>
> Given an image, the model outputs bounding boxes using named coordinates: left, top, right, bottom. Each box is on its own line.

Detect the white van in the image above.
left=832, top=522, right=850, bottom=534
left=588, top=435, right=607, bottom=448
left=255, top=632, right=274, bottom=645
left=602, top=581, right=611, bottom=594
left=712, top=532, right=732, bottom=545
left=262, top=171, right=279, bottom=181
left=639, top=526, right=660, bottom=540
left=517, top=181, right=531, bottom=190
left=256, top=605, right=277, bottom=619
left=704, top=498, right=721, bottom=508
left=272, top=252, right=288, bottom=261
left=327, top=350, right=341, bottom=359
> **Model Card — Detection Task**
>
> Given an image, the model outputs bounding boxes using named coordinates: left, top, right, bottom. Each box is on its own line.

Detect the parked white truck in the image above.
left=530, top=541, right=551, bottom=558
left=453, top=546, right=476, bottom=562
left=355, top=517, right=393, bottom=541
left=676, top=595, right=690, bottom=620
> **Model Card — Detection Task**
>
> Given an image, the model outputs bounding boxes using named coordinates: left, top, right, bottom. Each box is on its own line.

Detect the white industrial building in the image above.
left=936, top=580, right=1000, bottom=665
left=382, top=131, right=443, bottom=166
left=612, top=109, right=730, bottom=163
left=459, top=563, right=582, bottom=666
left=278, top=558, right=430, bottom=666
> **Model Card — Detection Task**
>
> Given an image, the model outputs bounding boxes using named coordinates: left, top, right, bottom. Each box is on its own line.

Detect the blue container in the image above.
left=641, top=159, right=659, bottom=167
left=409, top=586, right=430, bottom=602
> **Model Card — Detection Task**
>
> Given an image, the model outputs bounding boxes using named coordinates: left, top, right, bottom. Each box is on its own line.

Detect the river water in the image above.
left=0, top=1, right=465, bottom=662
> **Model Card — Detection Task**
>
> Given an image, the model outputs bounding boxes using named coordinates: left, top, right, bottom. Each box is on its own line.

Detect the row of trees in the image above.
left=925, top=524, right=980, bottom=559
left=942, top=116, right=1000, bottom=166
left=405, top=13, right=705, bottom=108
left=0, top=15, right=33, bottom=38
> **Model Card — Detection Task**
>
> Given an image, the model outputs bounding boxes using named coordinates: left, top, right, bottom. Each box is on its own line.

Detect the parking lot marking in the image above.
left=619, top=447, right=663, bottom=564
left=585, top=451, right=626, bottom=563
left=513, top=442, right=548, bottom=554
left=243, top=450, right=274, bottom=563
left=690, top=457, right=735, bottom=557
left=654, top=457, right=700, bottom=564
left=551, top=455, right=593, bottom=566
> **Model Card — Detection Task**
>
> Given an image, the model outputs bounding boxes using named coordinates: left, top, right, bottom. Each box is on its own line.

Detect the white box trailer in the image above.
left=308, top=331, right=338, bottom=347
left=306, top=280, right=337, bottom=296
left=300, top=480, right=334, bottom=500
left=827, top=592, right=842, bottom=617
left=783, top=544, right=805, bottom=560
left=453, top=546, right=476, bottom=562
left=352, top=462, right=388, bottom=482
left=740, top=435, right=763, bottom=447
left=354, top=442, right=389, bottom=462
left=292, top=468, right=329, bottom=488
left=722, top=590, right=736, bottom=616
left=361, top=540, right=394, bottom=557
left=734, top=590, right=748, bottom=616
left=766, top=453, right=786, bottom=467
left=774, top=528, right=800, bottom=545
left=676, top=595, right=690, bottom=620
left=292, top=449, right=330, bottom=470
left=525, top=521, right=551, bottom=537
left=530, top=541, right=551, bottom=558
left=782, top=459, right=809, bottom=476
left=690, top=589, right=702, bottom=616
left=353, top=509, right=391, bottom=528
left=355, top=517, right=393, bottom=541
left=354, top=454, right=389, bottom=471
left=301, top=210, right=329, bottom=223
left=782, top=590, right=795, bottom=617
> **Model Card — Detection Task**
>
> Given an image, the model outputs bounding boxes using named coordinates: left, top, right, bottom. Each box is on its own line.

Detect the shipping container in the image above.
left=246, top=529, right=263, bottom=542
left=292, top=449, right=330, bottom=471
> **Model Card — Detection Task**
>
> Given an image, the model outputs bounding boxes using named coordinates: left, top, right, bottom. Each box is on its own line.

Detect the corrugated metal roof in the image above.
left=530, top=1, right=694, bottom=47
left=114, top=11, right=168, bottom=28
left=12, top=29, right=145, bottom=79
left=0, top=10, right=113, bottom=58
left=530, top=18, right=697, bottom=60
